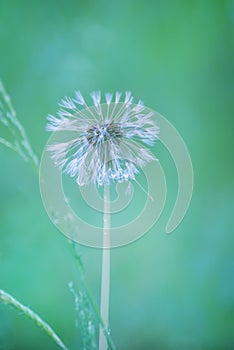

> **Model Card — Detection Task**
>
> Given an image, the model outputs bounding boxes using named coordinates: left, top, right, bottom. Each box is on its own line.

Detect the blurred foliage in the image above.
left=0, top=0, right=233, bottom=349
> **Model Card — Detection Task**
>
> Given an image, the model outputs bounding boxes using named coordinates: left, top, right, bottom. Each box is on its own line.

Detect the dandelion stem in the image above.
left=99, top=185, right=111, bottom=350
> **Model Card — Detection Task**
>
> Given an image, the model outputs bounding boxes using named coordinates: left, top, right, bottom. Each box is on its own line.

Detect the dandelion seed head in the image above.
left=47, top=91, right=159, bottom=186
left=86, top=122, right=122, bottom=146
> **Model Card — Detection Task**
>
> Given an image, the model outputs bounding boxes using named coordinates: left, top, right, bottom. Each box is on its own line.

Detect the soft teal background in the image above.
left=0, top=0, right=233, bottom=349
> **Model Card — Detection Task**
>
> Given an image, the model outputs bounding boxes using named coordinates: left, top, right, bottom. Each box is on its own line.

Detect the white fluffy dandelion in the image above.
left=46, top=90, right=160, bottom=350
left=47, top=91, right=159, bottom=186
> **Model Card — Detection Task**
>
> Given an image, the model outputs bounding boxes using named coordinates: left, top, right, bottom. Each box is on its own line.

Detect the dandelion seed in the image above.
left=90, top=91, right=101, bottom=107
left=74, top=90, right=85, bottom=105
left=115, top=92, right=122, bottom=104
left=47, top=91, right=159, bottom=186
left=105, top=93, right=113, bottom=105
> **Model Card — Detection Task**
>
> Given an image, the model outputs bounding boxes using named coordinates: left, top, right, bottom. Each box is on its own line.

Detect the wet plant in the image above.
left=0, top=82, right=160, bottom=350
left=46, top=90, right=159, bottom=350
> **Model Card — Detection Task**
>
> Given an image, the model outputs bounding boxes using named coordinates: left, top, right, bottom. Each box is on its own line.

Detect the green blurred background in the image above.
left=0, top=0, right=233, bottom=349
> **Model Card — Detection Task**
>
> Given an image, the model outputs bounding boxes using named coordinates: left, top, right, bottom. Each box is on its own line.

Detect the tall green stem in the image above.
left=99, top=185, right=110, bottom=350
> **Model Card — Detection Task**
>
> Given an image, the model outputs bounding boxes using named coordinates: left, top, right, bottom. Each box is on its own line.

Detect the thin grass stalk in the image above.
left=0, top=289, right=68, bottom=350
left=69, top=242, right=116, bottom=350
